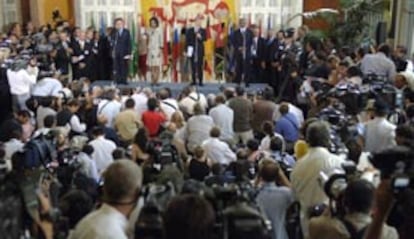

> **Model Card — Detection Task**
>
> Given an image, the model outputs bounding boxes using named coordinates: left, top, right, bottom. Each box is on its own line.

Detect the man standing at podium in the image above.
left=111, top=18, right=131, bottom=84
left=186, top=15, right=206, bottom=86
left=232, top=17, right=254, bottom=86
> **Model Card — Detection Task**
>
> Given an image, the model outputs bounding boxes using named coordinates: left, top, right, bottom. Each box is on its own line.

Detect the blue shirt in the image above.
left=275, top=113, right=299, bottom=142
left=256, top=183, right=294, bottom=239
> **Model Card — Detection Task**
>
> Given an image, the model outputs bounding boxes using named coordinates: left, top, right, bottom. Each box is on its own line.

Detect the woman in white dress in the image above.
left=147, top=17, right=163, bottom=85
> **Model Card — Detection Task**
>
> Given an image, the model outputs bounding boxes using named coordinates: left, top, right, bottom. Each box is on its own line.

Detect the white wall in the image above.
left=0, top=0, right=21, bottom=31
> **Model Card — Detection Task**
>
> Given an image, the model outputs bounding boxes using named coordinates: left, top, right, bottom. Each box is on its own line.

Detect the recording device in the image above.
left=370, top=146, right=414, bottom=194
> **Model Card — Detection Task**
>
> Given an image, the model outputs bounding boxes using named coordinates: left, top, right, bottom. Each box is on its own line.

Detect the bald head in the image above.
left=103, top=160, right=142, bottom=204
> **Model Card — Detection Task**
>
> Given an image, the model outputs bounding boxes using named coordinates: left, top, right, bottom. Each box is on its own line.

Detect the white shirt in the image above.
left=202, top=137, right=236, bottom=165
left=185, top=115, right=214, bottom=152
left=7, top=68, right=37, bottom=95
left=259, top=133, right=286, bottom=152
left=77, top=152, right=100, bottom=182
left=4, top=138, right=24, bottom=171
left=32, top=127, right=52, bottom=138
left=179, top=92, right=208, bottom=115
left=69, top=204, right=129, bottom=239
left=131, top=92, right=148, bottom=117
left=69, top=114, right=87, bottom=133
left=363, top=117, right=396, bottom=153
left=31, top=77, right=63, bottom=97
left=160, top=98, right=179, bottom=121
left=290, top=147, right=345, bottom=237
left=36, top=106, right=57, bottom=129
left=89, top=136, right=117, bottom=174
left=97, top=99, right=122, bottom=128
left=274, top=103, right=304, bottom=127
left=209, top=104, right=234, bottom=141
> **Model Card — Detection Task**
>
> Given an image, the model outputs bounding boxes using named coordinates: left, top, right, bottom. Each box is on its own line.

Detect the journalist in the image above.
left=308, top=179, right=398, bottom=239
left=69, top=159, right=142, bottom=239
left=290, top=120, right=345, bottom=237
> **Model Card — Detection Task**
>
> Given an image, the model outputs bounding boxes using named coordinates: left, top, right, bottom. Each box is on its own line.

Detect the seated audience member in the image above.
left=170, top=111, right=187, bottom=143
left=256, top=159, right=294, bottom=239
left=309, top=179, right=398, bottom=239
left=246, top=138, right=264, bottom=163
left=31, top=73, right=63, bottom=98
left=112, top=147, right=127, bottom=161
left=56, top=99, right=86, bottom=136
left=275, top=103, right=300, bottom=153
left=202, top=127, right=236, bottom=166
left=77, top=144, right=99, bottom=182
left=36, top=96, right=57, bottom=128
left=88, top=126, right=116, bottom=174
left=293, top=118, right=317, bottom=159
left=209, top=94, right=234, bottom=143
left=114, top=98, right=141, bottom=145
left=179, top=85, right=208, bottom=117
left=164, top=194, right=215, bottom=239
left=97, top=89, right=122, bottom=128
left=16, top=110, right=34, bottom=142
left=59, top=189, right=94, bottom=231
left=131, top=127, right=150, bottom=164
left=259, top=121, right=285, bottom=152
left=205, top=163, right=235, bottom=186
left=141, top=98, right=167, bottom=138
left=3, top=127, right=24, bottom=171
left=188, top=146, right=211, bottom=181
left=159, top=87, right=179, bottom=122
left=185, top=103, right=214, bottom=153
left=269, top=136, right=296, bottom=168
left=69, top=160, right=143, bottom=239
left=33, top=114, right=56, bottom=138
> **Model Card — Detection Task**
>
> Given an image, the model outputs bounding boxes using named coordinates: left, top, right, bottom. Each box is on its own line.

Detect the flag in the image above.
left=128, top=19, right=137, bottom=77
left=248, top=13, right=252, bottom=27
left=162, top=21, right=170, bottom=67
left=226, top=18, right=235, bottom=74
left=215, top=22, right=225, bottom=48
left=172, top=19, right=180, bottom=82
left=204, top=16, right=214, bottom=79
left=99, top=15, right=106, bottom=36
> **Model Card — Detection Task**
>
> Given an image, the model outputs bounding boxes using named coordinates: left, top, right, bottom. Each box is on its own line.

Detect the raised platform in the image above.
left=91, top=81, right=268, bottom=97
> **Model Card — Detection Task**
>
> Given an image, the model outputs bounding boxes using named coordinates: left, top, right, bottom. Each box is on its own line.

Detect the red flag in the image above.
left=215, top=22, right=225, bottom=48
left=248, top=13, right=252, bottom=27
left=258, top=18, right=262, bottom=37
left=162, top=21, right=170, bottom=67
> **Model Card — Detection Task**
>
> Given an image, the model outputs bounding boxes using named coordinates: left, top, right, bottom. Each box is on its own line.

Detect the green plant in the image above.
left=327, top=0, right=388, bottom=47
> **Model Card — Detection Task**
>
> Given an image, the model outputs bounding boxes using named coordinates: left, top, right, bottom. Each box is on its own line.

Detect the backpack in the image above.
left=24, top=134, right=56, bottom=170
left=340, top=218, right=368, bottom=239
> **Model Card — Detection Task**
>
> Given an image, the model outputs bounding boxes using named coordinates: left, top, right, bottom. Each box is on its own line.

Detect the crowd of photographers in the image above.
left=1, top=19, right=414, bottom=239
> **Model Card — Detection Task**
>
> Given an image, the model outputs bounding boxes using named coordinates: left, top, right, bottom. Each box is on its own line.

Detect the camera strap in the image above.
left=339, top=218, right=368, bottom=239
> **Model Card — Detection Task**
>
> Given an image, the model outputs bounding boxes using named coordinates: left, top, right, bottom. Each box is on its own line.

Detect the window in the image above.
left=85, top=0, right=94, bottom=6
left=241, top=0, right=251, bottom=7
left=98, top=0, right=107, bottom=5
left=255, top=13, right=265, bottom=23
left=269, top=0, right=278, bottom=7
left=256, top=0, right=266, bottom=7
left=111, top=0, right=120, bottom=5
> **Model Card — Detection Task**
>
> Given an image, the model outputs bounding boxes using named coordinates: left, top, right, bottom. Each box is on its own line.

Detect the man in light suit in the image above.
left=186, top=15, right=206, bottom=86
left=231, top=18, right=254, bottom=86
left=110, top=18, right=131, bottom=85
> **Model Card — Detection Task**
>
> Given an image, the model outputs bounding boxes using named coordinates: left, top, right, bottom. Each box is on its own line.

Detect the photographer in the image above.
left=256, top=159, right=293, bottom=239
left=7, top=56, right=38, bottom=111
left=69, top=160, right=142, bottom=239
left=164, top=194, right=215, bottom=239
left=309, top=179, right=398, bottom=239
left=362, top=99, right=396, bottom=153
left=290, top=120, right=345, bottom=237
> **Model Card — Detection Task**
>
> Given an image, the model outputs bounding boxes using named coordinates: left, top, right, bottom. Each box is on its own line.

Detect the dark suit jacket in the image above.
left=54, top=41, right=71, bottom=75
left=72, top=40, right=94, bottom=78
left=252, top=36, right=266, bottom=62
left=110, top=28, right=132, bottom=58
left=185, top=27, right=206, bottom=59
left=265, top=38, right=279, bottom=63
left=232, top=28, right=254, bottom=60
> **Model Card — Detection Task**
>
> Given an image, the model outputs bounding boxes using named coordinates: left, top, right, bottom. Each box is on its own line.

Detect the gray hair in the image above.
left=306, top=120, right=331, bottom=148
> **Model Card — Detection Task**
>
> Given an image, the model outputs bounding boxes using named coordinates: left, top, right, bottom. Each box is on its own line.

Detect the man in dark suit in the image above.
left=250, top=24, right=266, bottom=83
left=72, top=30, right=93, bottom=80
left=110, top=18, right=131, bottom=85
left=265, top=28, right=279, bottom=87
left=186, top=15, right=206, bottom=86
left=54, top=31, right=72, bottom=77
left=231, top=18, right=254, bottom=86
